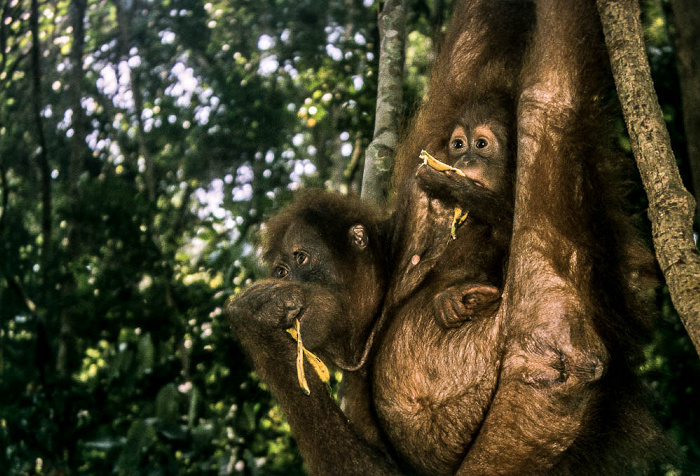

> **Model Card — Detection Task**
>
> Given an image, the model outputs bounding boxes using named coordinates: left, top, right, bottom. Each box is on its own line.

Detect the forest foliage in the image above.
left=0, top=0, right=697, bottom=474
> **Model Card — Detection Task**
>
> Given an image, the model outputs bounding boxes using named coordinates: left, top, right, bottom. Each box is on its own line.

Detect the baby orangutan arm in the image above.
left=415, top=163, right=512, bottom=228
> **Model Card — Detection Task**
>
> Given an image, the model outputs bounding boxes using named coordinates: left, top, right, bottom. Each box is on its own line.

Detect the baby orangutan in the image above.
left=414, top=93, right=515, bottom=328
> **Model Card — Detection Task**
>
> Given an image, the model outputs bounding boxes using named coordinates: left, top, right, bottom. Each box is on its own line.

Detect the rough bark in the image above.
left=345, top=135, right=364, bottom=193
left=361, top=0, right=405, bottom=206
left=597, top=0, right=700, bottom=356
left=668, top=0, right=700, bottom=228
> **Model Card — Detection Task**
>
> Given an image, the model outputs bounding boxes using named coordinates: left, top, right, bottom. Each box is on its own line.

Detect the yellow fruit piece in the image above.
left=451, top=206, right=469, bottom=240
left=286, top=320, right=330, bottom=395
left=293, top=319, right=310, bottom=395
left=419, top=150, right=466, bottom=177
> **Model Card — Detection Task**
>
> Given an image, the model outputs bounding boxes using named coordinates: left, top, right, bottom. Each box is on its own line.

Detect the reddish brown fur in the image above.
left=391, top=1, right=534, bottom=195
left=372, top=1, right=670, bottom=474
left=258, top=189, right=388, bottom=368
left=225, top=1, right=672, bottom=475
left=226, top=190, right=401, bottom=475
left=409, top=93, right=517, bottom=329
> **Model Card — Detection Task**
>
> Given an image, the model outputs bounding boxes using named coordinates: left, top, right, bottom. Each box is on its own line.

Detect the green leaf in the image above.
left=116, top=420, right=156, bottom=475
left=155, top=383, right=180, bottom=424
left=136, top=333, right=155, bottom=377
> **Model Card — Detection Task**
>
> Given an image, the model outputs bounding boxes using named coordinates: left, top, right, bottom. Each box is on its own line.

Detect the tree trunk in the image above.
left=57, top=0, right=88, bottom=378
left=597, top=0, right=700, bottom=356
left=68, top=0, right=87, bottom=193
left=668, top=0, right=700, bottom=228
left=132, top=74, right=156, bottom=200
left=115, top=0, right=155, bottom=200
left=361, top=0, right=405, bottom=206
left=30, top=0, right=52, bottom=286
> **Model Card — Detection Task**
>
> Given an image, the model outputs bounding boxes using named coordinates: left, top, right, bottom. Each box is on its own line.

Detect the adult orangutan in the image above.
left=226, top=1, right=670, bottom=474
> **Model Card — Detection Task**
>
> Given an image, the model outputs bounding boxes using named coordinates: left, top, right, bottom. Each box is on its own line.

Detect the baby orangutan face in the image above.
left=446, top=110, right=511, bottom=194
left=414, top=96, right=516, bottom=228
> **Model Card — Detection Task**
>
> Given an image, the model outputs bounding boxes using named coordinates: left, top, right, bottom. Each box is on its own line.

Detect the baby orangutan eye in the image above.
left=475, top=138, right=489, bottom=149
left=294, top=251, right=309, bottom=266
left=452, top=138, right=466, bottom=149
left=274, top=265, right=289, bottom=279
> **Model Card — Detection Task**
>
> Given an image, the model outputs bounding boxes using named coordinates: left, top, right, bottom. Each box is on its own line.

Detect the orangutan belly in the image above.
left=372, top=306, right=502, bottom=475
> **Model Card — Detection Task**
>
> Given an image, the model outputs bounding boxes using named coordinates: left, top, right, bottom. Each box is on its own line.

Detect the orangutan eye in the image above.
left=475, top=138, right=489, bottom=149
left=294, top=251, right=309, bottom=266
left=274, top=265, right=289, bottom=278
left=452, top=138, right=466, bottom=149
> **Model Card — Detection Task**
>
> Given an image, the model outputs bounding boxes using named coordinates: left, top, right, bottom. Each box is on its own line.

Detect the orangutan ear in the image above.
left=349, top=224, right=369, bottom=250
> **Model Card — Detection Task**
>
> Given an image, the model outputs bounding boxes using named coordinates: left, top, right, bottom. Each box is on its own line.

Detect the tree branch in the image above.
left=361, top=0, right=405, bottom=206
left=597, top=0, right=700, bottom=355
left=4, top=274, right=38, bottom=315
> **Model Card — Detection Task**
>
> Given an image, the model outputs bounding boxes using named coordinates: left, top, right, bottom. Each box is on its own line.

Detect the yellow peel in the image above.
left=451, top=206, right=469, bottom=240
left=286, top=320, right=330, bottom=395
left=293, top=318, right=310, bottom=395
left=303, top=346, right=330, bottom=384
left=419, top=150, right=466, bottom=177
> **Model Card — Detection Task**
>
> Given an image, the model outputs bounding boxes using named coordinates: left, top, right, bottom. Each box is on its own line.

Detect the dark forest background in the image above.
left=0, top=0, right=698, bottom=474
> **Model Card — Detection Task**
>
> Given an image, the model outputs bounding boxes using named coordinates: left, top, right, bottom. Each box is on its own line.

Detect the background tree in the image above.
left=362, top=0, right=405, bottom=205
left=0, top=0, right=697, bottom=474
left=597, top=0, right=700, bottom=354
